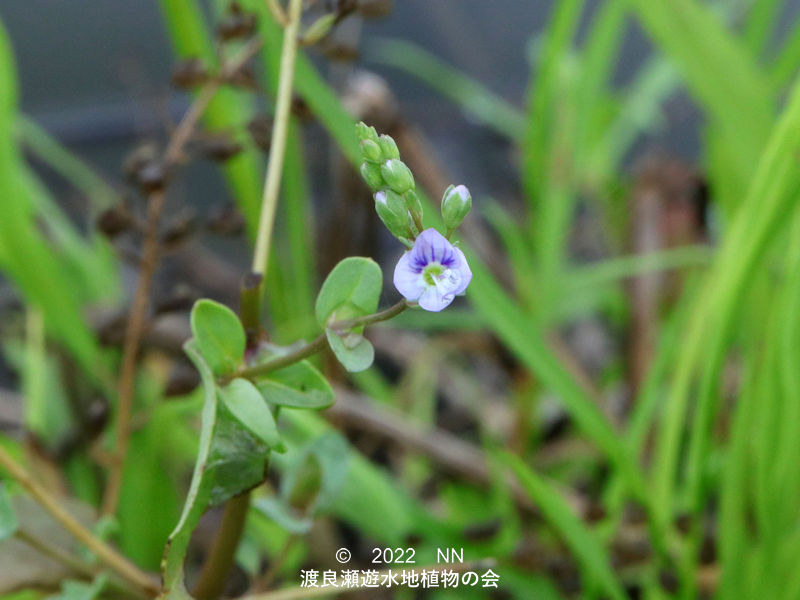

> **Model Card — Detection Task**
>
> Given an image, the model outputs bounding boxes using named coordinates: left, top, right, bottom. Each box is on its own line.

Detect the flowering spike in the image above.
left=393, top=228, right=472, bottom=312
left=380, top=159, right=415, bottom=194
left=441, top=184, right=472, bottom=233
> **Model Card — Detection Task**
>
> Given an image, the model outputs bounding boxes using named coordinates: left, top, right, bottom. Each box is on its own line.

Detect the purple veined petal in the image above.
left=393, top=251, right=425, bottom=301
left=418, top=286, right=455, bottom=312
left=413, top=228, right=456, bottom=267
left=450, top=247, right=472, bottom=295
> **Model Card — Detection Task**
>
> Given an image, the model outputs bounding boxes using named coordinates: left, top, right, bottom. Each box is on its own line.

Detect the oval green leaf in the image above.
left=218, top=378, right=283, bottom=450
left=315, top=257, right=382, bottom=327
left=256, top=360, right=334, bottom=410
left=326, top=329, right=374, bottom=372
left=190, top=299, right=245, bottom=376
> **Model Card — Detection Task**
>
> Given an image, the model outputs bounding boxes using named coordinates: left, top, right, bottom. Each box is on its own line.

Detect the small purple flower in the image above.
left=393, top=228, right=472, bottom=312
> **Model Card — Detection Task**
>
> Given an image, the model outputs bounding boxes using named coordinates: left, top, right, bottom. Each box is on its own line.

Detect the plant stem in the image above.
left=236, top=300, right=409, bottom=379
left=0, top=445, right=160, bottom=596
left=192, top=491, right=253, bottom=600
left=194, top=7, right=303, bottom=596
left=101, top=36, right=264, bottom=518
left=251, top=0, right=304, bottom=278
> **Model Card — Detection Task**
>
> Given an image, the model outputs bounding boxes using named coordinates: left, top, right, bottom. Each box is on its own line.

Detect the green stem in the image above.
left=236, top=300, right=409, bottom=379
left=251, top=0, right=304, bottom=278
left=192, top=491, right=253, bottom=600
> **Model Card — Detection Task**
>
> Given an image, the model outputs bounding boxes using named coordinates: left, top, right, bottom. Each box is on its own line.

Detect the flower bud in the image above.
left=360, top=162, right=384, bottom=190
left=380, top=159, right=415, bottom=194
left=359, top=139, right=382, bottom=163
left=404, top=189, right=423, bottom=222
left=441, top=184, right=472, bottom=232
left=355, top=121, right=379, bottom=143
left=377, top=134, right=399, bottom=160
left=375, top=190, right=412, bottom=240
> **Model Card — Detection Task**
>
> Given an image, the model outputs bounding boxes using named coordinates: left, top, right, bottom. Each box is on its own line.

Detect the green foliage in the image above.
left=315, top=257, right=382, bottom=326
left=256, top=360, right=334, bottom=410
left=161, top=342, right=272, bottom=596
left=325, top=329, right=375, bottom=373
left=505, top=454, right=626, bottom=600
left=189, top=299, right=246, bottom=377
left=218, top=378, right=284, bottom=451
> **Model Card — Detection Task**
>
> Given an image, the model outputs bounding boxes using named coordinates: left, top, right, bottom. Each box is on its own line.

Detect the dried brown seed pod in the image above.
left=136, top=160, right=169, bottom=194
left=206, top=204, right=246, bottom=236
left=195, top=132, right=243, bottom=162
left=217, top=11, right=257, bottom=40
left=160, top=210, right=197, bottom=246
left=96, top=203, right=133, bottom=238
left=171, top=58, right=209, bottom=89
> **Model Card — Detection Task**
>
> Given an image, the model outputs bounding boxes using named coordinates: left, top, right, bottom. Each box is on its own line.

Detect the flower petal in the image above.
left=450, top=247, right=472, bottom=295
left=418, top=286, right=454, bottom=312
left=414, top=228, right=455, bottom=266
left=393, top=251, right=424, bottom=301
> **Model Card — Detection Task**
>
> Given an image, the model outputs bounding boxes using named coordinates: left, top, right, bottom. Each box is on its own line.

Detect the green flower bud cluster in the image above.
left=356, top=122, right=423, bottom=246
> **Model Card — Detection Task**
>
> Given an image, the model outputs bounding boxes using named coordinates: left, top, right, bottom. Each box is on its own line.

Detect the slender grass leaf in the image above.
left=504, top=453, right=626, bottom=600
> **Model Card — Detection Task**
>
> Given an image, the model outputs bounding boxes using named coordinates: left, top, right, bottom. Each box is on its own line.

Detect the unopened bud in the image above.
left=377, top=134, right=399, bottom=160
left=441, top=184, right=472, bottom=232
left=360, top=162, right=384, bottom=190
left=355, top=121, right=379, bottom=144
left=404, top=189, right=423, bottom=222
left=380, top=159, right=414, bottom=194
left=360, top=139, right=382, bottom=163
left=375, top=190, right=412, bottom=240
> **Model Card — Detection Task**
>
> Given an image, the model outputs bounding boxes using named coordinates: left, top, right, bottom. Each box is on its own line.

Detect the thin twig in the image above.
left=235, top=301, right=409, bottom=380
left=101, top=35, right=265, bottom=518
left=241, top=559, right=496, bottom=600
left=0, top=445, right=160, bottom=595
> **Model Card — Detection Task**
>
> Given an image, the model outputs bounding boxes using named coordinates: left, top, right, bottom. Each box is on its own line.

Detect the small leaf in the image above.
left=315, top=257, right=382, bottom=327
left=325, top=329, right=374, bottom=372
left=0, top=484, right=17, bottom=541
left=190, top=299, right=245, bottom=376
left=256, top=360, right=334, bottom=410
left=218, top=378, right=283, bottom=451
